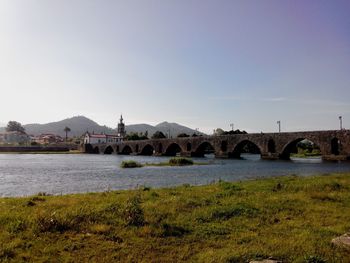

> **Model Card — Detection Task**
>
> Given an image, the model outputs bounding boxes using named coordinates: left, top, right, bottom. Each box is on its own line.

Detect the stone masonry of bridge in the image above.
left=82, top=130, right=350, bottom=161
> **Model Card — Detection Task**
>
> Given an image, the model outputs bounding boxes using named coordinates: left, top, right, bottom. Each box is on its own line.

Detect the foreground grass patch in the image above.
left=1, top=173, right=350, bottom=262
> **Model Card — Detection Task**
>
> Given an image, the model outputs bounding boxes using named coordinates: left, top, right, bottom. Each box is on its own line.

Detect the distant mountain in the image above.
left=156, top=122, right=204, bottom=137
left=23, top=116, right=115, bottom=137
left=125, top=122, right=205, bottom=137
left=0, top=116, right=205, bottom=137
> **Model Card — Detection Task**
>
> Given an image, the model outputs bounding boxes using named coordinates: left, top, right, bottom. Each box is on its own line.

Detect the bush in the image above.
left=120, top=160, right=143, bottom=168
left=169, top=157, right=193, bottom=166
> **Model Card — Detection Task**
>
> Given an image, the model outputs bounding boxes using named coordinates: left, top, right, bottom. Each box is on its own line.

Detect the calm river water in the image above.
left=1, top=154, right=350, bottom=197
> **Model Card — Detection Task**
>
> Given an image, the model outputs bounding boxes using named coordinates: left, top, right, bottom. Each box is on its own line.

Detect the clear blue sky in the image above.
left=1, top=0, right=349, bottom=134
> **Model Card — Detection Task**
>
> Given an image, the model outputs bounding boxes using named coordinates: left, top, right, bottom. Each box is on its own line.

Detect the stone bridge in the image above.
left=82, top=130, right=350, bottom=161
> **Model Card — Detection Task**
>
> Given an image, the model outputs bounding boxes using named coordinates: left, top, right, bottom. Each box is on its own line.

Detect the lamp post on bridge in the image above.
left=277, top=121, right=281, bottom=133
left=339, top=116, right=343, bottom=130
left=230, top=123, right=234, bottom=132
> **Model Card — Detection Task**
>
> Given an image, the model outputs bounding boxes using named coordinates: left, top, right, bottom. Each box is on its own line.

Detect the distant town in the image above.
left=0, top=115, right=206, bottom=146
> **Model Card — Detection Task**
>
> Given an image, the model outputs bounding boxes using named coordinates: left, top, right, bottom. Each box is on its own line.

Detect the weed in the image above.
left=35, top=212, right=71, bottom=233
left=7, top=219, right=26, bottom=233
left=160, top=223, right=189, bottom=237
left=122, top=194, right=145, bottom=226
left=304, top=255, right=327, bottom=263
left=0, top=247, right=15, bottom=260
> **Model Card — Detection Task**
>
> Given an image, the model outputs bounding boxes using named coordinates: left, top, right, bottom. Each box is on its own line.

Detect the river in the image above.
left=0, top=154, right=350, bottom=197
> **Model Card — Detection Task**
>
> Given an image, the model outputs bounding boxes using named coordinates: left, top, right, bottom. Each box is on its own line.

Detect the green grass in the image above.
left=1, top=173, right=350, bottom=262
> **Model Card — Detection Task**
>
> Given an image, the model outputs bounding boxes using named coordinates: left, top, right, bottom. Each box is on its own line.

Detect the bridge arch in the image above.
left=192, top=141, right=215, bottom=157
left=85, top=144, right=94, bottom=153
left=229, top=140, right=262, bottom=159
left=104, top=145, right=114, bottom=154
left=164, top=143, right=182, bottom=156
left=280, top=138, right=321, bottom=160
left=140, top=144, right=154, bottom=156
left=120, top=145, right=132, bottom=155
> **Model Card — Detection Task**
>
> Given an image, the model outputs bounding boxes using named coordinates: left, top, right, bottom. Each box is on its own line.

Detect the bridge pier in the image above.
left=322, top=155, right=349, bottom=161
left=215, top=152, right=229, bottom=158
left=180, top=151, right=192, bottom=157
left=261, top=153, right=279, bottom=160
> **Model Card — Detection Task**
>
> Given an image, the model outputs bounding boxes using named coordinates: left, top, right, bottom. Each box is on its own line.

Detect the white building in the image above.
left=83, top=115, right=126, bottom=145
left=83, top=132, right=123, bottom=145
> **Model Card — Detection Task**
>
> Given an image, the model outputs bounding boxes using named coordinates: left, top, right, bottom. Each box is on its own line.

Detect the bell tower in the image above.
left=117, top=114, right=125, bottom=137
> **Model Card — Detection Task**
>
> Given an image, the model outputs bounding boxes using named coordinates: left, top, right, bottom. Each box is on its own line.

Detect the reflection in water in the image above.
left=0, top=154, right=349, bottom=197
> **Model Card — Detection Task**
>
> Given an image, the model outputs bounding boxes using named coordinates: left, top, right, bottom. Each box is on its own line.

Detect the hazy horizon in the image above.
left=1, top=0, right=349, bottom=134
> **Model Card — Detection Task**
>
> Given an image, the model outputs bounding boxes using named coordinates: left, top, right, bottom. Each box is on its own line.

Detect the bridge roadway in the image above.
left=82, top=130, right=350, bottom=161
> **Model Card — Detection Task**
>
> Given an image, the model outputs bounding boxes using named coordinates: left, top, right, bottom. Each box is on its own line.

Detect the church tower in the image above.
left=117, top=114, right=126, bottom=137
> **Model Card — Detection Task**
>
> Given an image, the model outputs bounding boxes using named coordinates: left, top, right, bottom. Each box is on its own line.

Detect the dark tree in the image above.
left=6, top=121, right=26, bottom=133
left=64, top=126, right=71, bottom=142
left=152, top=131, right=166, bottom=139
left=125, top=132, right=149, bottom=141
left=177, top=133, right=190, bottom=138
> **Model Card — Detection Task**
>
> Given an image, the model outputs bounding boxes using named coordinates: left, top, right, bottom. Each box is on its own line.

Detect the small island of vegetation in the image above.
left=121, top=158, right=202, bottom=168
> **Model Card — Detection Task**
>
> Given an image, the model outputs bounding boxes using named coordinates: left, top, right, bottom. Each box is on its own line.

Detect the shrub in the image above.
left=120, top=160, right=143, bottom=168
left=169, top=157, right=193, bottom=166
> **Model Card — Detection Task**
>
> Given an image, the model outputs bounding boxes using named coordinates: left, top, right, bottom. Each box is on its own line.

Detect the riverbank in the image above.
left=0, top=150, right=81, bottom=154
left=1, top=173, right=349, bottom=262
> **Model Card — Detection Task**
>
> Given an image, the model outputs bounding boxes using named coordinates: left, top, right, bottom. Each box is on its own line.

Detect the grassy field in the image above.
left=1, top=173, right=350, bottom=262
